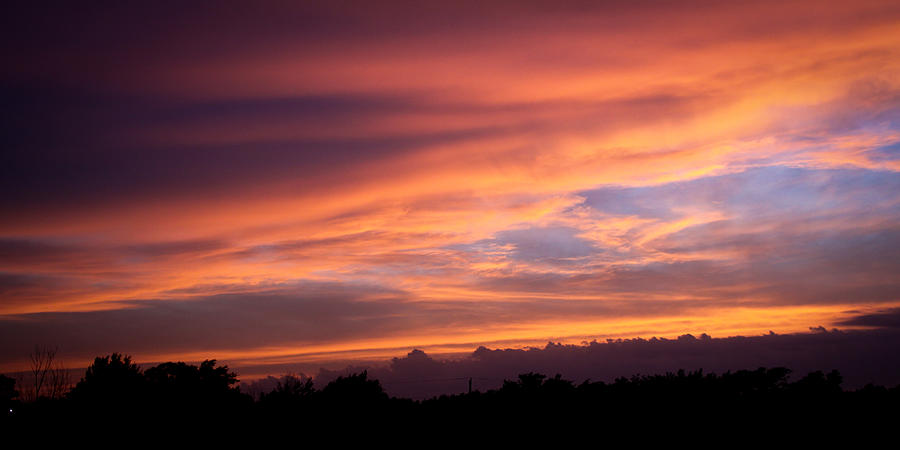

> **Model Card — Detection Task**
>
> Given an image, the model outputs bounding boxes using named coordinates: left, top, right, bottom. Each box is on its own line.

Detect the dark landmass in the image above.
left=3, top=351, right=899, bottom=438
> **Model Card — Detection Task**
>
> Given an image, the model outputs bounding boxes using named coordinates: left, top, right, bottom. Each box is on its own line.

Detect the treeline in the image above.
left=3, top=352, right=899, bottom=432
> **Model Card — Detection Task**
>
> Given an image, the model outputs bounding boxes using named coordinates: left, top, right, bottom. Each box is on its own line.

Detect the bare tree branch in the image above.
left=28, top=345, right=68, bottom=401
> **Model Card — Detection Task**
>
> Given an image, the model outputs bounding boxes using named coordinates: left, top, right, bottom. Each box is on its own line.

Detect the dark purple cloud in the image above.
left=306, top=328, right=900, bottom=399
left=0, top=281, right=729, bottom=364
left=838, top=308, right=900, bottom=329
left=0, top=282, right=416, bottom=361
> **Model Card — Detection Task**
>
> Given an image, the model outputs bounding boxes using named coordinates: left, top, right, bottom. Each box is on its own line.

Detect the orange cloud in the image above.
left=2, top=0, right=900, bottom=372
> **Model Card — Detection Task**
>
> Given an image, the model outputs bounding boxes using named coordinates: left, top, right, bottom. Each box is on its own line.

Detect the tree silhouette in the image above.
left=257, top=373, right=316, bottom=417
left=144, top=359, right=247, bottom=413
left=1, top=374, right=17, bottom=415
left=146, top=360, right=238, bottom=393
left=29, top=345, right=53, bottom=401
left=68, top=353, right=146, bottom=408
left=10, top=350, right=897, bottom=436
left=25, top=345, right=69, bottom=401
left=259, top=373, right=314, bottom=402
left=501, top=372, right=547, bottom=393
left=320, top=370, right=388, bottom=409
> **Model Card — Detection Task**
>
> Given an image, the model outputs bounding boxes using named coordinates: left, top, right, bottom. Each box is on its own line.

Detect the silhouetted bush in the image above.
left=320, top=370, right=389, bottom=409
left=68, top=353, right=146, bottom=410
left=257, top=373, right=315, bottom=413
left=144, top=359, right=250, bottom=417
left=9, top=352, right=900, bottom=436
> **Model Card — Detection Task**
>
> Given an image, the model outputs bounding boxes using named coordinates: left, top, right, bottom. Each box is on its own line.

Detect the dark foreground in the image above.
left=3, top=353, right=899, bottom=440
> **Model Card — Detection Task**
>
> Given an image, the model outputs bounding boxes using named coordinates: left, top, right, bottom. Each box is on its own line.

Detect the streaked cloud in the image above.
left=2, top=0, right=900, bottom=372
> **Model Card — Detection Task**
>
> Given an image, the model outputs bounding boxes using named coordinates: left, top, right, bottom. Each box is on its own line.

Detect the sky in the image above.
left=2, top=0, right=900, bottom=377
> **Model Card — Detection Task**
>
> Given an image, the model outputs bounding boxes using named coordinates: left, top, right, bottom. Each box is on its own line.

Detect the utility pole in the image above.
left=468, top=377, right=472, bottom=394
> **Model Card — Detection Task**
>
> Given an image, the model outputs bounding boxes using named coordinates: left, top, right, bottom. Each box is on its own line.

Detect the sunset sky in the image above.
left=2, top=0, right=900, bottom=375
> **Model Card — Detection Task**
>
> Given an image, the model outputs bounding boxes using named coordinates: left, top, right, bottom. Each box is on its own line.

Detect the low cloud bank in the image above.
left=266, top=328, right=900, bottom=399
